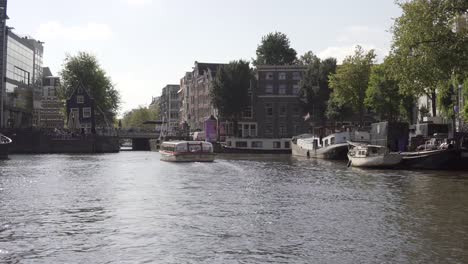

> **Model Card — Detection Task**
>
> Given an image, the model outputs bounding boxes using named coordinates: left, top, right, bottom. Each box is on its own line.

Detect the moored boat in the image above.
left=399, top=138, right=459, bottom=170
left=292, top=131, right=369, bottom=160
left=347, top=142, right=402, bottom=168
left=222, top=137, right=291, bottom=154
left=160, top=141, right=215, bottom=162
left=0, top=133, right=12, bottom=159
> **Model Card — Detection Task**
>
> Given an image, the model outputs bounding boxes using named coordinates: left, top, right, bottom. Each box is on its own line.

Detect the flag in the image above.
left=303, top=112, right=310, bottom=121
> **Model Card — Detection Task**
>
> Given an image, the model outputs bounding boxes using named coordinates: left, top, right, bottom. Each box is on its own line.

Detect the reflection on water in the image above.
left=0, top=152, right=467, bottom=263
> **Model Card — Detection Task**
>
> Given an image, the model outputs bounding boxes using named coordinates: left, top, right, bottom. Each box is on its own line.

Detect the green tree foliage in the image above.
left=365, top=63, right=402, bottom=121
left=253, top=32, right=297, bottom=66
left=210, top=60, right=253, bottom=129
left=120, top=106, right=159, bottom=129
left=298, top=51, right=337, bottom=125
left=389, top=0, right=468, bottom=117
left=328, top=46, right=376, bottom=125
left=59, top=52, right=120, bottom=123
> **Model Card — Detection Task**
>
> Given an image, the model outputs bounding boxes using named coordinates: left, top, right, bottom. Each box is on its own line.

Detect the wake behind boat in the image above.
left=159, top=141, right=215, bottom=162
left=0, top=133, right=12, bottom=159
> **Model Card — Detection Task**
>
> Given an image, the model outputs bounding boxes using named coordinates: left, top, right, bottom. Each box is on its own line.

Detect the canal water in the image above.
left=0, top=152, right=467, bottom=263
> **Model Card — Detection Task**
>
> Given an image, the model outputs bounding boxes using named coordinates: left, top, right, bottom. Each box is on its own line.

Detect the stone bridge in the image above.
left=118, top=128, right=160, bottom=150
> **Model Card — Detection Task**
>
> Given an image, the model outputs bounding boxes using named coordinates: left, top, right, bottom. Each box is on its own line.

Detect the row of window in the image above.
left=265, top=72, right=302, bottom=81
left=234, top=141, right=291, bottom=149
left=70, top=107, right=92, bottom=118
left=264, top=84, right=300, bottom=95
left=265, top=103, right=301, bottom=117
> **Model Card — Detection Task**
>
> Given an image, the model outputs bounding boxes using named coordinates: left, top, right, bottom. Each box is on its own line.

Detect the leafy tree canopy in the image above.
left=328, top=46, right=376, bottom=125
left=253, top=32, right=297, bottom=66
left=120, top=106, right=159, bottom=129
left=298, top=51, right=337, bottom=125
left=210, top=60, right=253, bottom=120
left=59, top=52, right=120, bottom=123
left=389, top=0, right=468, bottom=116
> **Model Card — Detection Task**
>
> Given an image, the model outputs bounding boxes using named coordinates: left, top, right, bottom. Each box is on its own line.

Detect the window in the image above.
left=279, top=84, right=287, bottom=95
left=293, top=72, right=301, bottom=80
left=293, top=84, right=300, bottom=95
left=265, top=103, right=274, bottom=117
left=279, top=124, right=287, bottom=137
left=250, top=124, right=257, bottom=137
left=77, top=95, right=84, bottom=104
left=284, top=142, right=290, bottom=149
left=279, top=104, right=287, bottom=117
left=251, top=141, right=263, bottom=148
left=265, top=84, right=273, bottom=94
left=279, top=72, right=287, bottom=80
left=273, top=141, right=281, bottom=148
left=83, top=107, right=91, bottom=118
left=235, top=141, right=248, bottom=148
left=242, top=106, right=252, bottom=118
left=266, top=72, right=274, bottom=80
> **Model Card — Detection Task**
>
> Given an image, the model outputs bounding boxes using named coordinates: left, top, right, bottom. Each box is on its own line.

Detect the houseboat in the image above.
left=0, top=133, right=12, bottom=159
left=399, top=137, right=459, bottom=170
left=292, top=131, right=370, bottom=160
left=347, top=142, right=402, bottom=168
left=159, top=141, right=216, bottom=162
left=222, top=137, right=292, bottom=154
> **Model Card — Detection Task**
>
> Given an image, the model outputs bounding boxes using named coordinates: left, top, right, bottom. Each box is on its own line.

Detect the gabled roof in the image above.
left=67, top=81, right=94, bottom=101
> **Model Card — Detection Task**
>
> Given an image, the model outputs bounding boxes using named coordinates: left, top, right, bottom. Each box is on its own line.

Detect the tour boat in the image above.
left=222, top=137, right=292, bottom=154
left=0, top=133, right=12, bottom=159
left=159, top=141, right=216, bottom=162
left=347, top=142, right=402, bottom=168
left=292, top=131, right=369, bottom=160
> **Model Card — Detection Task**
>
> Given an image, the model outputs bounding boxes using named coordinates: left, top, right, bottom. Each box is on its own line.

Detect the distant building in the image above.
left=247, top=65, right=308, bottom=138
left=148, top=96, right=160, bottom=111
left=33, top=67, right=64, bottom=129
left=184, top=61, right=225, bottom=131
left=159, top=84, right=180, bottom=136
left=66, top=83, right=95, bottom=133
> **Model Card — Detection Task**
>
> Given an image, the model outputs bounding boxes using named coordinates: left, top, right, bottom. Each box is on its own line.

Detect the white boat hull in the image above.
left=160, top=151, right=216, bottom=162
left=348, top=153, right=402, bottom=168
left=292, top=142, right=349, bottom=160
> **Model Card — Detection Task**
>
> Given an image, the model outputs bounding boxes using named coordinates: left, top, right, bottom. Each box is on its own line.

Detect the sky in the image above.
left=8, top=0, right=402, bottom=115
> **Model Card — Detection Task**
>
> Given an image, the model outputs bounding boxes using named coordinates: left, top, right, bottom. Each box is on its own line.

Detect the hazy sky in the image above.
left=8, top=0, right=402, bottom=115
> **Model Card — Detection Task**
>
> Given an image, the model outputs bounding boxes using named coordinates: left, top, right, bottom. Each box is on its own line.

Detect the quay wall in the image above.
left=1, top=129, right=119, bottom=154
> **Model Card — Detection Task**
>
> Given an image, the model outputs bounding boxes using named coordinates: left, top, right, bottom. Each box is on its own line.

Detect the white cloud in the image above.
left=36, top=21, right=112, bottom=41
left=125, top=0, right=153, bottom=7
left=318, top=44, right=388, bottom=64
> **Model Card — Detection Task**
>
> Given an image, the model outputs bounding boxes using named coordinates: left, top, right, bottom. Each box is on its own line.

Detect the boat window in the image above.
left=273, top=141, right=281, bottom=148
left=284, top=141, right=290, bottom=149
left=176, top=144, right=187, bottom=152
left=189, top=144, right=202, bottom=152
left=330, top=137, right=335, bottom=145
left=236, top=141, right=248, bottom=148
left=252, top=141, right=263, bottom=148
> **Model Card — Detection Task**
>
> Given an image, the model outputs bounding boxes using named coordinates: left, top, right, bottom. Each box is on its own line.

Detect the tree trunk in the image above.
left=431, top=91, right=437, bottom=117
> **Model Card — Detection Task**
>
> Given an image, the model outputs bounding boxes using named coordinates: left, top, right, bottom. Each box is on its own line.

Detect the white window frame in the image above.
left=82, top=107, right=91, bottom=118
left=279, top=84, right=287, bottom=95
left=77, top=95, right=84, bottom=104
left=279, top=72, right=287, bottom=80
left=266, top=72, right=274, bottom=80
left=265, top=84, right=273, bottom=94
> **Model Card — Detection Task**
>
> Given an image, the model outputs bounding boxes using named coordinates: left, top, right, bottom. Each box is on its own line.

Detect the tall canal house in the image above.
left=159, top=84, right=180, bottom=136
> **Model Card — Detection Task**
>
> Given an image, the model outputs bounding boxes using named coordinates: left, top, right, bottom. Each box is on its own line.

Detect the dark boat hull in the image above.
left=399, top=149, right=460, bottom=170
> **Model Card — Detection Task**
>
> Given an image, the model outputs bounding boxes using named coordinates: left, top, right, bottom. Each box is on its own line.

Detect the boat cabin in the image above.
left=160, top=141, right=213, bottom=153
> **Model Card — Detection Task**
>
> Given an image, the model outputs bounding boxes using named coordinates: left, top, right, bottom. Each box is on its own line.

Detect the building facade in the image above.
left=159, top=84, right=180, bottom=136
left=66, top=83, right=95, bottom=133
left=1, top=28, right=43, bottom=128
left=185, top=61, right=224, bottom=131
left=245, top=65, right=308, bottom=138
left=33, top=67, right=64, bottom=129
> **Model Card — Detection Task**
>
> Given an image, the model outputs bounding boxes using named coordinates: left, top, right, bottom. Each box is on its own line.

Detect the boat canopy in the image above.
left=160, top=141, right=213, bottom=153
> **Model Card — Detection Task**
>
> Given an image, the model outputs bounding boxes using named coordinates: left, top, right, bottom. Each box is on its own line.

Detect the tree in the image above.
left=328, top=46, right=376, bottom=125
left=120, top=106, right=159, bottom=129
left=389, top=0, right=468, bottom=117
left=298, top=51, right=337, bottom=126
left=59, top=52, right=121, bottom=124
left=253, top=32, right=297, bottom=66
left=365, top=63, right=402, bottom=121
left=210, top=60, right=253, bottom=135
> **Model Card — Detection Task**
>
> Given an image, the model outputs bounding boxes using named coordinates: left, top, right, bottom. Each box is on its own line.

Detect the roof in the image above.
left=43, top=67, right=53, bottom=77
left=194, top=62, right=225, bottom=76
